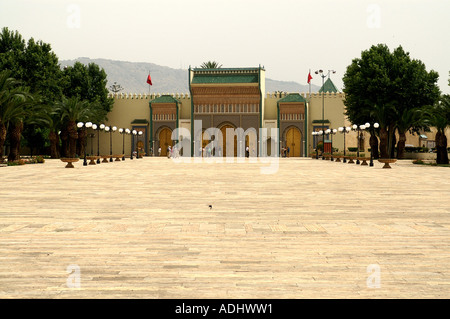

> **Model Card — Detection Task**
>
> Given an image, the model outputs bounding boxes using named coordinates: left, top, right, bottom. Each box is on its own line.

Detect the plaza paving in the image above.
left=0, top=156, right=449, bottom=298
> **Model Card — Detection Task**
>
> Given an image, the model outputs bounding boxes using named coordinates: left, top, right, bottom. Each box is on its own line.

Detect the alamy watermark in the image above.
left=366, top=264, right=381, bottom=288
left=367, top=4, right=381, bottom=29
left=66, top=4, right=81, bottom=29
left=66, top=264, right=81, bottom=288
left=169, top=120, right=280, bottom=174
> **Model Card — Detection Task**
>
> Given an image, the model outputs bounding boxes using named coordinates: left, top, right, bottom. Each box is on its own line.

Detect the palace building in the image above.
left=98, top=67, right=442, bottom=158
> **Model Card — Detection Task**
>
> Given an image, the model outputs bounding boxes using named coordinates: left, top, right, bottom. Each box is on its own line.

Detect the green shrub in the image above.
left=405, top=146, right=417, bottom=153
left=348, top=147, right=358, bottom=152
left=35, top=156, right=45, bottom=163
left=316, top=141, right=323, bottom=151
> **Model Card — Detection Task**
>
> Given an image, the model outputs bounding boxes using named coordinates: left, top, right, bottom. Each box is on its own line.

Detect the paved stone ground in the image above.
left=0, top=157, right=449, bottom=298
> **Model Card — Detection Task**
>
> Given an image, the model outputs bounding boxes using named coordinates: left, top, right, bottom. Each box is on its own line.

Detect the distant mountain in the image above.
left=60, top=58, right=320, bottom=95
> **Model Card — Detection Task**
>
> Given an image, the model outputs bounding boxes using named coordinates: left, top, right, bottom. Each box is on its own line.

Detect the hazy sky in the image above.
left=1, top=0, right=449, bottom=93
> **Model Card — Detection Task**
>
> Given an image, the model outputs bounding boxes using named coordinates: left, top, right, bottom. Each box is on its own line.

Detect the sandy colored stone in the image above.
left=0, top=157, right=449, bottom=298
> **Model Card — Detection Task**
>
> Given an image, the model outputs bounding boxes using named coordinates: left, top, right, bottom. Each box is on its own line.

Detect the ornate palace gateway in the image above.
left=100, top=66, right=424, bottom=158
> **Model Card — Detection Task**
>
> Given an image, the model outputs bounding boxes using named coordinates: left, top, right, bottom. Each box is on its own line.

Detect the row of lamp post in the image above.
left=312, top=122, right=379, bottom=166
left=76, top=122, right=144, bottom=165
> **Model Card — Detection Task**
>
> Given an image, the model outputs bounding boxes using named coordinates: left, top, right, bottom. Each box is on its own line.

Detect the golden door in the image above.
left=159, top=128, right=172, bottom=156
left=286, top=127, right=301, bottom=157
left=220, top=125, right=237, bottom=157
left=202, top=130, right=210, bottom=157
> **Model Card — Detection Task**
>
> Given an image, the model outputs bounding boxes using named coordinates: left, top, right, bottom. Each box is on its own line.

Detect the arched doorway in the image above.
left=220, top=124, right=237, bottom=157
left=202, top=130, right=211, bottom=157
left=285, top=127, right=301, bottom=157
left=159, top=127, right=173, bottom=156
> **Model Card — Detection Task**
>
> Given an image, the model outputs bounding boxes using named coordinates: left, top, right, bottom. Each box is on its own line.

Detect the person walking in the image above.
left=158, top=147, right=161, bottom=157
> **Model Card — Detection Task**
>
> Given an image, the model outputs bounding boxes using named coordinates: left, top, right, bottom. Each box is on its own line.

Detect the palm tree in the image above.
left=0, top=70, right=34, bottom=162
left=26, top=102, right=61, bottom=158
left=394, top=107, right=427, bottom=159
left=369, top=102, right=397, bottom=159
left=200, top=61, right=222, bottom=69
left=56, top=97, right=92, bottom=158
left=423, top=95, right=450, bottom=164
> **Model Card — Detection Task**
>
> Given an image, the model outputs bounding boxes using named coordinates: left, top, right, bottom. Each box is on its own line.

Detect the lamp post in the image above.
left=312, top=132, right=317, bottom=159
left=109, top=126, right=117, bottom=162
left=76, top=122, right=87, bottom=166
left=351, top=124, right=361, bottom=164
left=119, top=128, right=127, bottom=161
left=338, top=126, right=351, bottom=163
left=366, top=122, right=379, bottom=166
left=131, top=130, right=137, bottom=160
left=104, top=126, right=110, bottom=162
left=326, top=128, right=337, bottom=161
left=314, top=69, right=336, bottom=160
left=98, top=124, right=105, bottom=164
left=89, top=123, right=96, bottom=156
left=351, top=123, right=372, bottom=164
left=317, top=130, right=324, bottom=158
left=77, top=121, right=92, bottom=166
left=137, top=130, right=143, bottom=158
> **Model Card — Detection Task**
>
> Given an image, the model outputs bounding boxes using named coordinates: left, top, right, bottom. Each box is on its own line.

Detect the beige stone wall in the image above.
left=96, top=92, right=449, bottom=157
left=307, top=92, right=347, bottom=155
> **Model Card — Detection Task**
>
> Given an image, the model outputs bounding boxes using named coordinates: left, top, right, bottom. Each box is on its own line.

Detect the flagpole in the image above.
left=148, top=70, right=151, bottom=156
left=307, top=69, right=312, bottom=158
left=308, top=69, right=311, bottom=100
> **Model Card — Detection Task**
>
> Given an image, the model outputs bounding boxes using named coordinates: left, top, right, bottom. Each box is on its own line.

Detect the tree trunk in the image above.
left=67, top=121, right=78, bottom=158
left=0, top=123, right=6, bottom=163
left=49, top=130, right=60, bottom=159
left=379, top=127, right=389, bottom=158
left=390, top=131, right=396, bottom=158
left=397, top=130, right=406, bottom=159
left=369, top=132, right=379, bottom=159
left=436, top=131, right=449, bottom=165
left=76, top=129, right=86, bottom=157
left=60, top=127, right=69, bottom=158
left=7, top=121, right=23, bottom=162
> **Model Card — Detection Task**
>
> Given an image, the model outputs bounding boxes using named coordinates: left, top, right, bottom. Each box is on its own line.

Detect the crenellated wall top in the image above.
left=108, top=91, right=345, bottom=100
left=109, top=92, right=191, bottom=100
left=265, top=92, right=345, bottom=99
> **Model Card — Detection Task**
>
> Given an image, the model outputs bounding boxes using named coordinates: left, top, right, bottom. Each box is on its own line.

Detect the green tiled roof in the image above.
left=277, top=93, right=307, bottom=103
left=149, top=95, right=181, bottom=105
left=192, top=74, right=258, bottom=84
left=318, top=78, right=339, bottom=93
left=312, top=119, right=330, bottom=124
left=131, top=119, right=149, bottom=124
left=191, top=68, right=261, bottom=84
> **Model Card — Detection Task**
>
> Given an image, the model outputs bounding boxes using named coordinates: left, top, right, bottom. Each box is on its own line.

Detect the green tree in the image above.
left=343, top=44, right=440, bottom=158
left=0, top=70, right=35, bottom=161
left=0, top=27, right=26, bottom=76
left=56, top=97, right=99, bottom=158
left=423, top=95, right=450, bottom=164
left=200, top=61, right=222, bottom=69
left=1, top=28, right=113, bottom=158
left=1, top=28, right=64, bottom=159
left=62, top=61, right=113, bottom=122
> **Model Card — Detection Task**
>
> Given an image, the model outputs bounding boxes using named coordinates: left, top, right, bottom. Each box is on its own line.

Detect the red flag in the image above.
left=147, top=74, right=152, bottom=86
left=307, top=71, right=312, bottom=84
